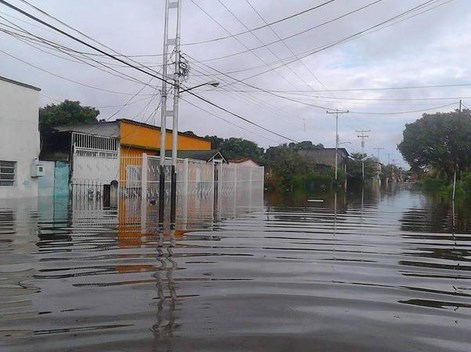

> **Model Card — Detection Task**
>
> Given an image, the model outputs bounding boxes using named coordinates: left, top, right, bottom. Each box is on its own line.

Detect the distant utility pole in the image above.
left=373, top=147, right=384, bottom=163
left=326, top=109, right=349, bottom=183
left=356, top=129, right=370, bottom=181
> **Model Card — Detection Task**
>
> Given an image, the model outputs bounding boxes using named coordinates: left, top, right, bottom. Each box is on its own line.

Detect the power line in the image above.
left=1, top=0, right=296, bottom=143
left=243, top=0, right=346, bottom=110
left=194, top=0, right=445, bottom=84
left=183, top=0, right=335, bottom=46
left=179, top=95, right=280, bottom=144
left=0, top=48, right=152, bottom=96
left=349, top=102, right=458, bottom=115
left=189, top=0, right=304, bottom=92
left=186, top=53, right=333, bottom=110
left=197, top=0, right=385, bottom=63
left=185, top=89, right=297, bottom=142
left=218, top=82, right=471, bottom=93
left=0, top=19, right=158, bottom=87
left=0, top=0, right=171, bottom=85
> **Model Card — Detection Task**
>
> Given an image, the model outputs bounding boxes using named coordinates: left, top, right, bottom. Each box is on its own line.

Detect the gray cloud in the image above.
left=1, top=0, right=470, bottom=167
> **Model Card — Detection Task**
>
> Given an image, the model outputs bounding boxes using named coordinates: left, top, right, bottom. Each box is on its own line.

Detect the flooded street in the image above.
left=1, top=185, right=470, bottom=352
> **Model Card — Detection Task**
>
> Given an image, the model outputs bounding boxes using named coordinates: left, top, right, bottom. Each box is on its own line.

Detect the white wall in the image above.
left=0, top=78, right=40, bottom=199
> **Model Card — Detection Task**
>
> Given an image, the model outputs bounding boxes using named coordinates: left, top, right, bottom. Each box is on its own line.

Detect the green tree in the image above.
left=398, top=109, right=471, bottom=180
left=39, top=100, right=100, bottom=130
left=347, top=153, right=377, bottom=182
left=265, top=145, right=307, bottom=190
left=288, top=141, right=324, bottom=150
left=205, top=136, right=264, bottom=163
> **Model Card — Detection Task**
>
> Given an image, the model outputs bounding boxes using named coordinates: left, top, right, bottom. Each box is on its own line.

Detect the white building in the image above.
left=0, top=76, right=41, bottom=199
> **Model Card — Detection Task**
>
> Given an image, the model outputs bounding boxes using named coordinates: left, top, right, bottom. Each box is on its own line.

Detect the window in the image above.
left=0, top=160, right=16, bottom=186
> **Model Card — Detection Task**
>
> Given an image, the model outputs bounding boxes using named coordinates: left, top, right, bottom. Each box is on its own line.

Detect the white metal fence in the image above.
left=71, top=153, right=264, bottom=228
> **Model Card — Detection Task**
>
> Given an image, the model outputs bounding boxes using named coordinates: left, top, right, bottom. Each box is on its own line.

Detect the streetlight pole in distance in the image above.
left=326, top=109, right=349, bottom=185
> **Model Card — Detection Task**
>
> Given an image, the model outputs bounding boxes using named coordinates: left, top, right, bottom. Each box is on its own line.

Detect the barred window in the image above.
left=0, top=160, right=16, bottom=186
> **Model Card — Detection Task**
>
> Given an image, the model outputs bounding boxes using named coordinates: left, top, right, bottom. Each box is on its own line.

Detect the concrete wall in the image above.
left=38, top=161, right=55, bottom=197
left=120, top=119, right=211, bottom=151
left=297, top=149, right=348, bottom=169
left=0, top=78, right=41, bottom=199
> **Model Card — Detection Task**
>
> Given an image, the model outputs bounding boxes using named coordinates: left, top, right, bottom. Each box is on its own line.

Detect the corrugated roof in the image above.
left=52, top=121, right=119, bottom=138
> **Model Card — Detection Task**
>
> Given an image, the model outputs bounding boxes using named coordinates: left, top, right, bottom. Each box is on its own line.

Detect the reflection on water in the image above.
left=1, top=184, right=470, bottom=352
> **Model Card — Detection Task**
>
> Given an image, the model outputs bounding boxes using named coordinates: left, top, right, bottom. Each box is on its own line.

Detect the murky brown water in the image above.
left=1, top=184, right=470, bottom=351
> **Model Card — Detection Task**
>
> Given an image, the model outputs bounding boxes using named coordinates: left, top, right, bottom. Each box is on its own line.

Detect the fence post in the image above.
left=181, top=158, right=189, bottom=229
left=233, top=164, right=237, bottom=211
left=141, top=153, right=148, bottom=234
left=183, top=158, right=189, bottom=196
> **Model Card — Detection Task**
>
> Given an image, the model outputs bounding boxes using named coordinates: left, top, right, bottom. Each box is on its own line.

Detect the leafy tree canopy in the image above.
left=205, top=136, right=264, bottom=163
left=39, top=100, right=100, bottom=130
left=347, top=152, right=377, bottom=182
left=398, top=109, right=471, bottom=180
left=288, top=141, right=324, bottom=150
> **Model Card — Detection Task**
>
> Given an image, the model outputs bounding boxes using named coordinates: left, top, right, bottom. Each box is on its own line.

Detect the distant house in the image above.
left=229, top=158, right=260, bottom=168
left=297, top=148, right=349, bottom=172
left=0, top=76, right=42, bottom=199
left=167, top=150, right=227, bottom=163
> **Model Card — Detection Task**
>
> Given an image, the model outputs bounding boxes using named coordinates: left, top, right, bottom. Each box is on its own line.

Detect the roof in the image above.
left=299, top=147, right=349, bottom=156
left=52, top=121, right=120, bottom=138
left=0, top=76, right=41, bottom=91
left=117, top=119, right=211, bottom=142
left=229, top=158, right=260, bottom=167
left=51, top=119, right=211, bottom=141
left=165, top=150, right=227, bottom=163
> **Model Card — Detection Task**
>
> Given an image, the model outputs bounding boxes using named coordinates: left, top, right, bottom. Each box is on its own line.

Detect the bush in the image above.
left=417, top=177, right=448, bottom=191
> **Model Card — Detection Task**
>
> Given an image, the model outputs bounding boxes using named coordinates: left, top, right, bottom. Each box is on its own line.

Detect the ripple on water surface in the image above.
left=0, top=187, right=470, bottom=352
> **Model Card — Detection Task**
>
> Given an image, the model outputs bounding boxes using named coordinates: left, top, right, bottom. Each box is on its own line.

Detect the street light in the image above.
left=166, top=80, right=220, bottom=226
left=179, top=80, right=219, bottom=93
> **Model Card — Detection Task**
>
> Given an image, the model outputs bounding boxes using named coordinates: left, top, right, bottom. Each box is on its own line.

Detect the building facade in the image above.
left=40, top=119, right=214, bottom=199
left=0, top=76, right=41, bottom=199
left=297, top=148, right=349, bottom=172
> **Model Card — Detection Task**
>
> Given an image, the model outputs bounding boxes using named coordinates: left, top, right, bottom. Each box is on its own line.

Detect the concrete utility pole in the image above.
left=160, top=0, right=183, bottom=226
left=356, top=129, right=370, bottom=181
left=373, top=147, right=384, bottom=163
left=373, top=147, right=384, bottom=184
left=326, top=109, right=349, bottom=184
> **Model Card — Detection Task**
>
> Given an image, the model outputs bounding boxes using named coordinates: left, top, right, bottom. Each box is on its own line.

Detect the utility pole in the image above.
left=326, top=109, right=349, bottom=184
left=160, top=0, right=183, bottom=226
left=356, top=129, right=370, bottom=181
left=373, top=147, right=384, bottom=163
left=373, top=147, right=384, bottom=184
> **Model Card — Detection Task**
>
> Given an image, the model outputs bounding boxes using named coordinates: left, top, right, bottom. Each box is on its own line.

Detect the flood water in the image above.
left=1, top=184, right=470, bottom=352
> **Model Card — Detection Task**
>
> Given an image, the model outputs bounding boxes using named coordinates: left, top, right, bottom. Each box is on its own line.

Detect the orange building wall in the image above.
left=120, top=120, right=211, bottom=151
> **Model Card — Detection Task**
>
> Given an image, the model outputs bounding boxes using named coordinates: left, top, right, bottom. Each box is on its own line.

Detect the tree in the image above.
left=39, top=100, right=100, bottom=130
left=347, top=153, right=377, bottom=183
left=398, top=109, right=471, bottom=180
left=289, top=141, right=324, bottom=150
left=205, top=136, right=264, bottom=163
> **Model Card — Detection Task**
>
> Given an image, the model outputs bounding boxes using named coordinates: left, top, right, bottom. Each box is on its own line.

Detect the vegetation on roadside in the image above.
left=398, top=109, right=471, bottom=199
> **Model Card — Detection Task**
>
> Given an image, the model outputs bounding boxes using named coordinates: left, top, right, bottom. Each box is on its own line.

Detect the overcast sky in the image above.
left=1, top=0, right=470, bottom=166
